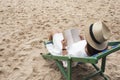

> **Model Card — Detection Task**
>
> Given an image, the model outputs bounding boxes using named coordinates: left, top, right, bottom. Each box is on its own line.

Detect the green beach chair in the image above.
left=41, top=41, right=120, bottom=80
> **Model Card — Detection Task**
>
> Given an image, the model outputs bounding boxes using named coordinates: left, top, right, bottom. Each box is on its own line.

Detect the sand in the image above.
left=0, top=0, right=120, bottom=80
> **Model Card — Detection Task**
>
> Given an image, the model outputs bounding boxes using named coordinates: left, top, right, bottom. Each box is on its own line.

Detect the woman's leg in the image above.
left=48, top=29, right=64, bottom=50
left=48, top=30, right=62, bottom=41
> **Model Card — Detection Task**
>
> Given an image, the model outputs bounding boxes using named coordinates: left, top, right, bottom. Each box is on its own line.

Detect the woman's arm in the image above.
left=61, top=39, right=68, bottom=55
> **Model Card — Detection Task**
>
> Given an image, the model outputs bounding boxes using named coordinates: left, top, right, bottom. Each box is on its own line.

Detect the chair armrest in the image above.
left=96, top=44, right=120, bottom=59
left=108, top=41, right=120, bottom=46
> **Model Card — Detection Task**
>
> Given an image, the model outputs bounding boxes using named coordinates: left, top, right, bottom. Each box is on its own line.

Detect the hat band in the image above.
left=90, top=24, right=101, bottom=44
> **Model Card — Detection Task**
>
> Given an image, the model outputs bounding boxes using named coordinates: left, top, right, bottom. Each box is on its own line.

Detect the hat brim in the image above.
left=85, top=26, right=108, bottom=50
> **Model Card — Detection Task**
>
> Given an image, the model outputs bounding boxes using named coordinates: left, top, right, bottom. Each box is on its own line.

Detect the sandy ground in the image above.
left=0, top=0, right=120, bottom=80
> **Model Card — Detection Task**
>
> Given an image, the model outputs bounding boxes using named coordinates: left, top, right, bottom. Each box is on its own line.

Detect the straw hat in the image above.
left=85, top=21, right=111, bottom=50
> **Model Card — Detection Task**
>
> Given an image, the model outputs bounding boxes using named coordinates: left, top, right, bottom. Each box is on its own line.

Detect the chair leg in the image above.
left=100, top=73, right=109, bottom=80
left=91, top=57, right=109, bottom=80
left=84, top=63, right=109, bottom=80
left=83, top=70, right=101, bottom=80
left=55, top=60, right=68, bottom=80
left=101, top=57, right=110, bottom=80
left=101, top=57, right=106, bottom=72
left=92, top=64, right=99, bottom=71
left=55, top=60, right=72, bottom=80
left=67, top=60, right=72, bottom=80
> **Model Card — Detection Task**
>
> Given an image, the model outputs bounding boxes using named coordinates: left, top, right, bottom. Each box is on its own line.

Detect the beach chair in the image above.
left=41, top=41, right=120, bottom=80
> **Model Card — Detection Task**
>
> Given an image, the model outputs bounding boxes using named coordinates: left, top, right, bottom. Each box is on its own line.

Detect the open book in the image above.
left=63, top=28, right=81, bottom=47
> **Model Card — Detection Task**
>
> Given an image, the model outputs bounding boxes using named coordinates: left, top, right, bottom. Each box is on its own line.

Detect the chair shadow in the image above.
left=45, top=61, right=109, bottom=80
left=71, top=64, right=104, bottom=80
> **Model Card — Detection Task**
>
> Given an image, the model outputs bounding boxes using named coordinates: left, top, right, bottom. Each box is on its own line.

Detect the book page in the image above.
left=71, top=29, right=81, bottom=43
left=64, top=28, right=80, bottom=47
left=64, top=29, right=73, bottom=47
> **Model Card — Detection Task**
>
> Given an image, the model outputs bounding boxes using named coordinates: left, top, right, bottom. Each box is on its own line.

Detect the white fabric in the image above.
left=46, top=33, right=64, bottom=56
left=53, top=33, right=64, bottom=51
left=67, top=40, right=88, bottom=57
left=46, top=33, right=88, bottom=67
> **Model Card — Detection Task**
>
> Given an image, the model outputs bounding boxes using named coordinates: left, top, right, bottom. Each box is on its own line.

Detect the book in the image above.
left=63, top=28, right=81, bottom=47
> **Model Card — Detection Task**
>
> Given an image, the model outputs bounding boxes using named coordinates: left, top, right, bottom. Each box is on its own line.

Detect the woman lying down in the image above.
left=46, top=21, right=111, bottom=67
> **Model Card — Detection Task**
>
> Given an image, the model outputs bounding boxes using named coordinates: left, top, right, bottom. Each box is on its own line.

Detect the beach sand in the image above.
left=0, top=0, right=120, bottom=80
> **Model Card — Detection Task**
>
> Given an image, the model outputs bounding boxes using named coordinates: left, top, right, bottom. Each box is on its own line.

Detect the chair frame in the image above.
left=41, top=41, right=120, bottom=80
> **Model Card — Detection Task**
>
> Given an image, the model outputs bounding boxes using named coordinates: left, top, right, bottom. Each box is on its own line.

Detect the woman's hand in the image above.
left=61, top=39, right=67, bottom=55
left=62, top=49, right=67, bottom=55
left=79, top=35, right=84, bottom=40
left=61, top=39, right=67, bottom=49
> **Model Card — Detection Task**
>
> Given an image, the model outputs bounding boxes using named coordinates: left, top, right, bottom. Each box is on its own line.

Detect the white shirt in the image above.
left=46, top=33, right=88, bottom=57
